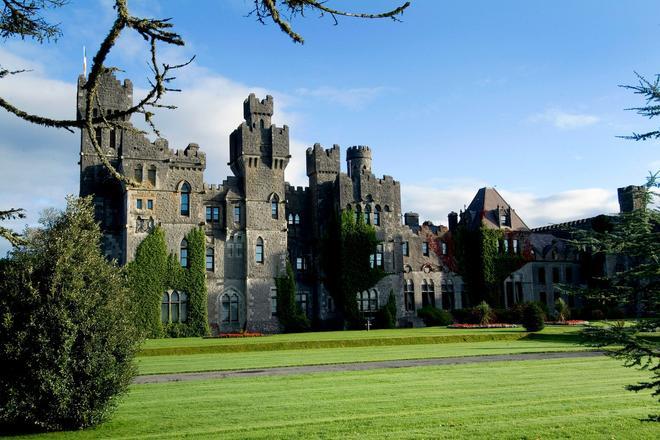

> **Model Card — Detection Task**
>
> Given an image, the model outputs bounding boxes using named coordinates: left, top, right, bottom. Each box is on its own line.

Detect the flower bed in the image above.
left=545, top=320, right=590, bottom=326
left=447, top=323, right=519, bottom=329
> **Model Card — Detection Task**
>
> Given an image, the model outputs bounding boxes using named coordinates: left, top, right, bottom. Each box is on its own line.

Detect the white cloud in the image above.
left=529, top=108, right=600, bottom=129
left=295, top=86, right=392, bottom=110
left=402, top=180, right=619, bottom=229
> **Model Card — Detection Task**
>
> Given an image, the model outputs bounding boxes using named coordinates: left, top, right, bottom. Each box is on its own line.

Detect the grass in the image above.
left=10, top=357, right=659, bottom=439
left=137, top=339, right=591, bottom=375
left=139, top=326, right=582, bottom=356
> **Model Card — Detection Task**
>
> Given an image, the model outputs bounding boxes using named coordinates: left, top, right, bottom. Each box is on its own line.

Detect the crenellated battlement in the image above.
left=306, top=143, right=341, bottom=177
left=204, top=183, right=224, bottom=191
left=346, top=145, right=372, bottom=160
left=244, top=93, right=273, bottom=126
left=286, top=183, right=309, bottom=196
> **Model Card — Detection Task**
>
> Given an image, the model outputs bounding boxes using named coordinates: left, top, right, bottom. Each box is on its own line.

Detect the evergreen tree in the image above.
left=0, top=197, right=139, bottom=431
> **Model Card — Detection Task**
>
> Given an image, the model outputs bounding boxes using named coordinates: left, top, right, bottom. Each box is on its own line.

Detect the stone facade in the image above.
left=79, top=72, right=462, bottom=333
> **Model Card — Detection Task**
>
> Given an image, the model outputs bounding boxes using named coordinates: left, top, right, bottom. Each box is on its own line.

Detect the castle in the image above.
left=79, top=72, right=641, bottom=333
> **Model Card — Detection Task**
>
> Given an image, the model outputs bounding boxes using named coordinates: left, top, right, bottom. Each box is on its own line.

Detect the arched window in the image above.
left=294, top=214, right=300, bottom=225
left=357, top=289, right=379, bottom=312
left=221, top=294, right=239, bottom=323
left=271, top=194, right=279, bottom=219
left=255, top=237, right=264, bottom=263
left=134, top=165, right=143, bottom=182
left=374, top=205, right=381, bottom=226
left=148, top=165, right=157, bottom=185
left=206, top=247, right=214, bottom=271
left=404, top=280, right=415, bottom=311
left=180, top=182, right=191, bottom=216
left=180, top=239, right=188, bottom=268
left=288, top=213, right=294, bottom=225
left=161, top=291, right=187, bottom=323
left=364, top=205, right=371, bottom=224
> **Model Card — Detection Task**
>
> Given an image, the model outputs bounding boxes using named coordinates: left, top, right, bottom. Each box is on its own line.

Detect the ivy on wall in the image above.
left=322, top=210, right=386, bottom=328
left=275, top=261, right=310, bottom=332
left=127, top=227, right=208, bottom=338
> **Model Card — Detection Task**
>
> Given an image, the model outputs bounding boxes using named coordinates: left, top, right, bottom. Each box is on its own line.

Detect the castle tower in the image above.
left=77, top=71, right=133, bottom=262
left=346, top=145, right=372, bottom=178
left=228, top=94, right=290, bottom=332
left=617, top=185, right=646, bottom=213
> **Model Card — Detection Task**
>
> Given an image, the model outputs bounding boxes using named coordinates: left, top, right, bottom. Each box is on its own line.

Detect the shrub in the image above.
left=275, top=261, right=310, bottom=333
left=0, top=197, right=139, bottom=431
left=417, top=306, right=453, bottom=327
left=475, top=301, right=493, bottom=325
left=451, top=308, right=481, bottom=324
left=590, top=309, right=605, bottom=320
left=375, top=291, right=397, bottom=329
left=493, top=303, right=526, bottom=323
left=554, top=297, right=570, bottom=322
left=522, top=303, right=546, bottom=332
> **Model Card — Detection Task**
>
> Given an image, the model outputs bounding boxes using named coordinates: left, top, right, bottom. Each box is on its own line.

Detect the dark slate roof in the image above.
left=464, top=187, right=529, bottom=231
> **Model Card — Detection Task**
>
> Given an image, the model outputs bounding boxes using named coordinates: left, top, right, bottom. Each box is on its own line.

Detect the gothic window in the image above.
left=421, top=280, right=435, bottom=308
left=357, top=290, right=378, bottom=312
left=134, top=165, right=143, bottom=182
left=296, top=291, right=309, bottom=315
left=402, top=241, right=409, bottom=257
left=422, top=242, right=429, bottom=256
left=180, top=182, right=191, bottom=216
left=271, top=195, right=279, bottom=219
left=374, top=205, right=381, bottom=226
left=161, top=291, right=188, bottom=323
left=255, top=237, right=264, bottom=264
left=180, top=239, right=188, bottom=268
left=288, top=213, right=294, bottom=225
left=441, top=280, right=454, bottom=310
left=221, top=294, right=239, bottom=323
left=206, top=247, right=214, bottom=271
left=148, top=165, right=157, bottom=185
left=294, top=214, right=300, bottom=225
left=404, top=280, right=415, bottom=311
left=234, top=234, right=243, bottom=258
left=364, top=204, right=371, bottom=224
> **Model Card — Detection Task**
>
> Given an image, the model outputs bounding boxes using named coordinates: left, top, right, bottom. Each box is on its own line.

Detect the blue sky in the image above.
left=1, top=0, right=659, bottom=255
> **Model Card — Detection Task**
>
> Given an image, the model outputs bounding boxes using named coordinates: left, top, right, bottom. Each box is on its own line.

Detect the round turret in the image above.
left=346, top=145, right=372, bottom=178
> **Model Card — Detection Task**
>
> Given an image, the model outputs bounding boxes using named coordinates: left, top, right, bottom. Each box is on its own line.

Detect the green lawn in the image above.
left=12, top=357, right=659, bottom=439
left=137, top=339, right=591, bottom=375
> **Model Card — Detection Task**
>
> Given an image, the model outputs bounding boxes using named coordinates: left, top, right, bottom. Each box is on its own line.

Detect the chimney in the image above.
left=404, top=212, right=419, bottom=228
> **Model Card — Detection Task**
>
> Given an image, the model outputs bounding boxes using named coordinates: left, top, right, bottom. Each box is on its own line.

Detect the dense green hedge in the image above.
left=127, top=227, right=208, bottom=338
left=275, top=261, right=310, bottom=332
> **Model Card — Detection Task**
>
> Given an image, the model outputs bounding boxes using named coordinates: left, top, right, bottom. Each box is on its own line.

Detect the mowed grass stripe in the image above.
left=138, top=332, right=538, bottom=356
left=137, top=339, right=590, bottom=375
left=15, top=357, right=658, bottom=439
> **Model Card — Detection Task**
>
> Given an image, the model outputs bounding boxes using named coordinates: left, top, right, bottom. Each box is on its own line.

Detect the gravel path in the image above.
left=133, top=350, right=605, bottom=384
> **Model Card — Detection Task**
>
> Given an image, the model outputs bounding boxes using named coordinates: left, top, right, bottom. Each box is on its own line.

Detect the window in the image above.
left=296, top=291, right=309, bottom=315
left=294, top=214, right=300, bottom=225
left=357, top=290, right=378, bottom=312
left=404, top=280, right=415, bottom=311
left=422, top=242, right=429, bottom=256
left=233, top=205, right=241, bottom=223
left=235, top=234, right=243, bottom=258
left=109, top=129, right=117, bottom=149
left=552, top=267, right=560, bottom=283
left=271, top=195, right=279, bottom=219
left=136, top=198, right=143, bottom=209
left=500, top=214, right=507, bottom=225
left=180, top=239, right=188, bottom=268
left=180, top=182, right=191, bottom=216
left=148, top=165, right=156, bottom=185
left=327, top=296, right=335, bottom=313
left=374, top=206, right=381, bottom=226
left=161, top=291, right=188, bottom=323
left=288, top=213, right=294, bottom=225
left=540, top=291, right=547, bottom=304
left=147, top=199, right=153, bottom=210
left=255, top=237, right=264, bottom=263
left=503, top=239, right=509, bottom=253
left=271, top=288, right=278, bottom=316
left=206, top=247, right=214, bottom=271
left=402, top=241, right=409, bottom=257
left=354, top=206, right=360, bottom=223
left=95, top=127, right=102, bottom=145
left=512, top=239, right=519, bottom=254
left=295, top=256, right=306, bottom=271
left=221, top=294, right=239, bottom=323
left=134, top=166, right=143, bottom=182
left=206, top=206, right=220, bottom=223
left=566, top=267, right=573, bottom=283
left=364, top=205, right=371, bottom=224
left=537, top=267, right=546, bottom=284
left=370, top=244, right=384, bottom=269
left=422, top=280, right=435, bottom=308
left=441, top=242, right=448, bottom=255
left=441, top=280, right=454, bottom=310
